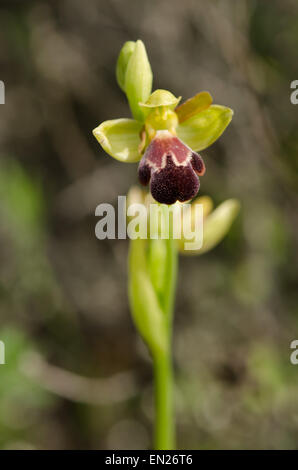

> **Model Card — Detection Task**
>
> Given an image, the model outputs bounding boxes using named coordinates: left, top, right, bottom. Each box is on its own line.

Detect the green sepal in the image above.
left=92, top=118, right=143, bottom=162
left=177, top=105, right=233, bottom=152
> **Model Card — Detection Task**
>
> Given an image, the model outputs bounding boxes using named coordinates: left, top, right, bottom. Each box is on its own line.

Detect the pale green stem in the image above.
left=163, top=237, right=178, bottom=330
left=128, top=212, right=178, bottom=450
left=154, top=234, right=178, bottom=450
left=153, top=347, right=174, bottom=450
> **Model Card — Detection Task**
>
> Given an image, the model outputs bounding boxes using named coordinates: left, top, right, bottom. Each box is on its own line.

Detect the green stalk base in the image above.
left=153, top=351, right=175, bottom=450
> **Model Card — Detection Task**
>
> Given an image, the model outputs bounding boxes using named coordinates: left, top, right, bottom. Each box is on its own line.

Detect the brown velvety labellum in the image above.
left=138, top=130, right=205, bottom=205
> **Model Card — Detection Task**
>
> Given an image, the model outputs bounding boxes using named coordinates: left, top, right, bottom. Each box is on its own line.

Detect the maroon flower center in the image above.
left=138, top=130, right=205, bottom=205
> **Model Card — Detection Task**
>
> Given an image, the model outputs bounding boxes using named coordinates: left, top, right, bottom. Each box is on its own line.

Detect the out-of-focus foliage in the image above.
left=0, top=0, right=298, bottom=449
left=0, top=327, right=54, bottom=450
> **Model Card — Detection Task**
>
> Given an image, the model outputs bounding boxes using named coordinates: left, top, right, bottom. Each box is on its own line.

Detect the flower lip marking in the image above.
left=138, top=130, right=205, bottom=205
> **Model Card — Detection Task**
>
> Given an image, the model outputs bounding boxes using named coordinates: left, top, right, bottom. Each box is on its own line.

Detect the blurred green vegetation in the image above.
left=0, top=0, right=298, bottom=449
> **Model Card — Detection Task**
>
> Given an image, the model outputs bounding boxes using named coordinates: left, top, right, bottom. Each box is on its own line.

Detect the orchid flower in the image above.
left=93, top=40, right=233, bottom=205
left=92, top=40, right=240, bottom=450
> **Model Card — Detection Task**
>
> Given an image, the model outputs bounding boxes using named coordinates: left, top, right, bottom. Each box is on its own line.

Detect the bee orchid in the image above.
left=93, top=40, right=233, bottom=205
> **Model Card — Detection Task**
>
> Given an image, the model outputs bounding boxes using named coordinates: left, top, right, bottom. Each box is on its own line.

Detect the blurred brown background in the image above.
left=0, top=0, right=298, bottom=449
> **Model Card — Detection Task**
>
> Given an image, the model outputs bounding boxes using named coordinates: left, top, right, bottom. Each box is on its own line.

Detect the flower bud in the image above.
left=179, top=198, right=240, bottom=255
left=127, top=185, right=146, bottom=207
left=200, top=199, right=240, bottom=254
left=116, top=41, right=136, bottom=92
left=124, top=40, right=153, bottom=122
left=191, top=195, right=214, bottom=220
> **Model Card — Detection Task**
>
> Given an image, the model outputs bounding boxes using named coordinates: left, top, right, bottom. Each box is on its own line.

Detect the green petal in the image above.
left=124, top=40, right=153, bottom=122
left=92, top=118, right=143, bottom=162
left=176, top=105, right=233, bottom=152
left=175, top=91, right=212, bottom=123
left=139, top=89, right=181, bottom=110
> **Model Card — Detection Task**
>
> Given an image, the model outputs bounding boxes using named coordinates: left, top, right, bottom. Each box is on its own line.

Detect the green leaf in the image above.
left=147, top=204, right=178, bottom=327
left=176, top=105, right=233, bottom=151
left=148, top=239, right=168, bottom=300
left=124, top=40, right=153, bottom=121
left=92, top=118, right=143, bottom=162
left=116, top=41, right=136, bottom=92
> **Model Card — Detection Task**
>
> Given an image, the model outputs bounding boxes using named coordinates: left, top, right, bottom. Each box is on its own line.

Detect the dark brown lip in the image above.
left=138, top=133, right=205, bottom=205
